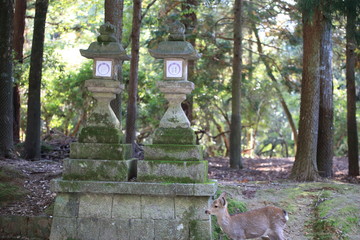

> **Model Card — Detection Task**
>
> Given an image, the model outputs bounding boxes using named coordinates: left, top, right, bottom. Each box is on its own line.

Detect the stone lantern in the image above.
left=62, top=22, right=134, bottom=180
left=78, top=22, right=130, bottom=143
left=148, top=20, right=201, bottom=144
left=137, top=21, right=208, bottom=183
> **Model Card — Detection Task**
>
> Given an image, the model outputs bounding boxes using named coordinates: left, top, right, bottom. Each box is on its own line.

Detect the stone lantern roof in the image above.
left=80, top=22, right=130, bottom=60
left=149, top=20, right=201, bottom=60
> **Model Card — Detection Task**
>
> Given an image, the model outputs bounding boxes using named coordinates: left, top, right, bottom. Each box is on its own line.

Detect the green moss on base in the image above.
left=153, top=127, right=196, bottom=145
left=79, top=126, right=123, bottom=143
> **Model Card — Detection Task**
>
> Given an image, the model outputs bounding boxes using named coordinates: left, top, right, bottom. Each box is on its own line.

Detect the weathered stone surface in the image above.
left=49, top=217, right=77, bottom=240
left=0, top=215, right=27, bottom=236
left=63, top=158, right=136, bottom=181
left=141, top=196, right=175, bottom=219
left=51, top=180, right=218, bottom=197
left=98, top=219, right=130, bottom=240
left=154, top=220, right=189, bottom=240
left=156, top=81, right=194, bottom=128
left=77, top=217, right=101, bottom=240
left=53, top=193, right=79, bottom=217
left=78, top=126, right=124, bottom=143
left=85, top=79, right=122, bottom=128
left=144, top=144, right=203, bottom=161
left=78, top=193, right=112, bottom=218
left=189, top=220, right=212, bottom=240
left=112, top=195, right=141, bottom=219
left=153, top=127, right=196, bottom=145
left=70, top=142, right=132, bottom=160
left=175, top=196, right=211, bottom=220
left=149, top=41, right=201, bottom=60
left=129, top=219, right=155, bottom=240
left=137, top=160, right=208, bottom=183
left=27, top=217, right=52, bottom=239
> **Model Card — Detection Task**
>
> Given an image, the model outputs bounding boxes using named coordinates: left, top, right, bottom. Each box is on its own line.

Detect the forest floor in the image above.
left=1, top=138, right=360, bottom=239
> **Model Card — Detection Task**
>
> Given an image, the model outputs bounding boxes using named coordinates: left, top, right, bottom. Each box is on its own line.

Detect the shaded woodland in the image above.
left=0, top=0, right=359, bottom=181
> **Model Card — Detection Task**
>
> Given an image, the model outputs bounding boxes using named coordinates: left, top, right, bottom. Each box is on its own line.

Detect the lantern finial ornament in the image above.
left=168, top=20, right=186, bottom=41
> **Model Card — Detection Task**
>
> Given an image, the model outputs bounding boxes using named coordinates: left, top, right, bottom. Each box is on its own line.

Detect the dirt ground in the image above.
left=0, top=148, right=359, bottom=217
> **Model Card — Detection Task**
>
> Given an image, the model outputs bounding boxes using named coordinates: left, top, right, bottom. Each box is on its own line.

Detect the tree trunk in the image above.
left=346, top=0, right=359, bottom=176
left=290, top=7, right=322, bottom=181
left=181, top=0, right=198, bottom=123
left=125, top=0, right=142, bottom=146
left=230, top=0, right=243, bottom=169
left=317, top=18, right=334, bottom=178
left=0, top=0, right=14, bottom=158
left=105, top=0, right=124, bottom=121
left=24, top=0, right=49, bottom=160
left=13, top=0, right=26, bottom=144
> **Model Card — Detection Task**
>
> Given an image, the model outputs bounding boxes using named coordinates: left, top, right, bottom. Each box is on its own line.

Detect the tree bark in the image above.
left=13, top=0, right=27, bottom=144
left=24, top=0, right=49, bottom=160
left=0, top=0, right=14, bottom=158
left=230, top=0, right=243, bottom=169
left=105, top=0, right=124, bottom=121
left=290, top=7, right=322, bottom=181
left=346, top=0, right=359, bottom=176
left=317, top=18, right=334, bottom=178
left=125, top=0, right=142, bottom=146
left=181, top=0, right=198, bottom=123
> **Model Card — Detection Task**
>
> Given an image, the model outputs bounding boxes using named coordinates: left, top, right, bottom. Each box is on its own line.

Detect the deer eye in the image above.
left=214, top=205, right=218, bottom=208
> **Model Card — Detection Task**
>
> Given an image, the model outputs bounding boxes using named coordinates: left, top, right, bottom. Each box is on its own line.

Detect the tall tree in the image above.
left=24, top=0, right=49, bottom=160
left=181, top=0, right=198, bottom=122
left=290, top=4, right=323, bottom=181
left=0, top=0, right=14, bottom=158
left=125, top=0, right=142, bottom=146
left=13, top=0, right=27, bottom=144
left=317, top=16, right=334, bottom=178
left=345, top=0, right=359, bottom=176
left=105, top=0, right=125, bottom=121
left=230, top=0, right=243, bottom=169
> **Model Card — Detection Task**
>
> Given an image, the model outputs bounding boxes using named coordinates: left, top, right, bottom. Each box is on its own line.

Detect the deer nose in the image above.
left=205, top=210, right=210, bottom=214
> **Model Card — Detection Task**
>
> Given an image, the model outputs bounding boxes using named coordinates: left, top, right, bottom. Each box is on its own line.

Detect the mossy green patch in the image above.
left=70, top=142, right=132, bottom=160
left=304, top=184, right=360, bottom=240
left=63, top=159, right=132, bottom=181
left=79, top=126, right=124, bottom=143
left=0, top=182, right=26, bottom=206
left=144, top=144, right=203, bottom=161
left=153, top=127, right=196, bottom=145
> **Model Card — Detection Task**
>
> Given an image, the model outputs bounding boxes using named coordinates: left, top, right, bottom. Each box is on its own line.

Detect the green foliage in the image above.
left=15, top=0, right=359, bottom=158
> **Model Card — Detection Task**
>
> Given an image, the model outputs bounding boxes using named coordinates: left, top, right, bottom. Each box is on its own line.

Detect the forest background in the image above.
left=0, top=0, right=359, bottom=180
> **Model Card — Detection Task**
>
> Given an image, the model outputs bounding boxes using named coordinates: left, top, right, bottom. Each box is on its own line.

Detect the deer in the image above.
left=205, top=192, right=288, bottom=240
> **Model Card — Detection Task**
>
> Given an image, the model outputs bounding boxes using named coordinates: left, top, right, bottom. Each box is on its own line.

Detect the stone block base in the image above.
left=70, top=142, right=132, bottom=160
left=144, top=144, right=203, bottom=161
left=153, top=127, right=196, bottom=145
left=50, top=181, right=217, bottom=240
left=63, top=158, right=137, bottom=181
left=78, top=126, right=124, bottom=144
left=137, top=160, right=208, bottom=183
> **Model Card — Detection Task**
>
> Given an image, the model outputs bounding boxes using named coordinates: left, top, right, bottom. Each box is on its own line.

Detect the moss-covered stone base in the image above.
left=137, top=160, right=208, bottom=183
left=49, top=181, right=217, bottom=240
left=144, top=144, right=203, bottom=161
left=70, top=143, right=132, bottom=160
left=78, top=126, right=124, bottom=144
left=62, top=159, right=137, bottom=181
left=153, top=127, right=196, bottom=145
